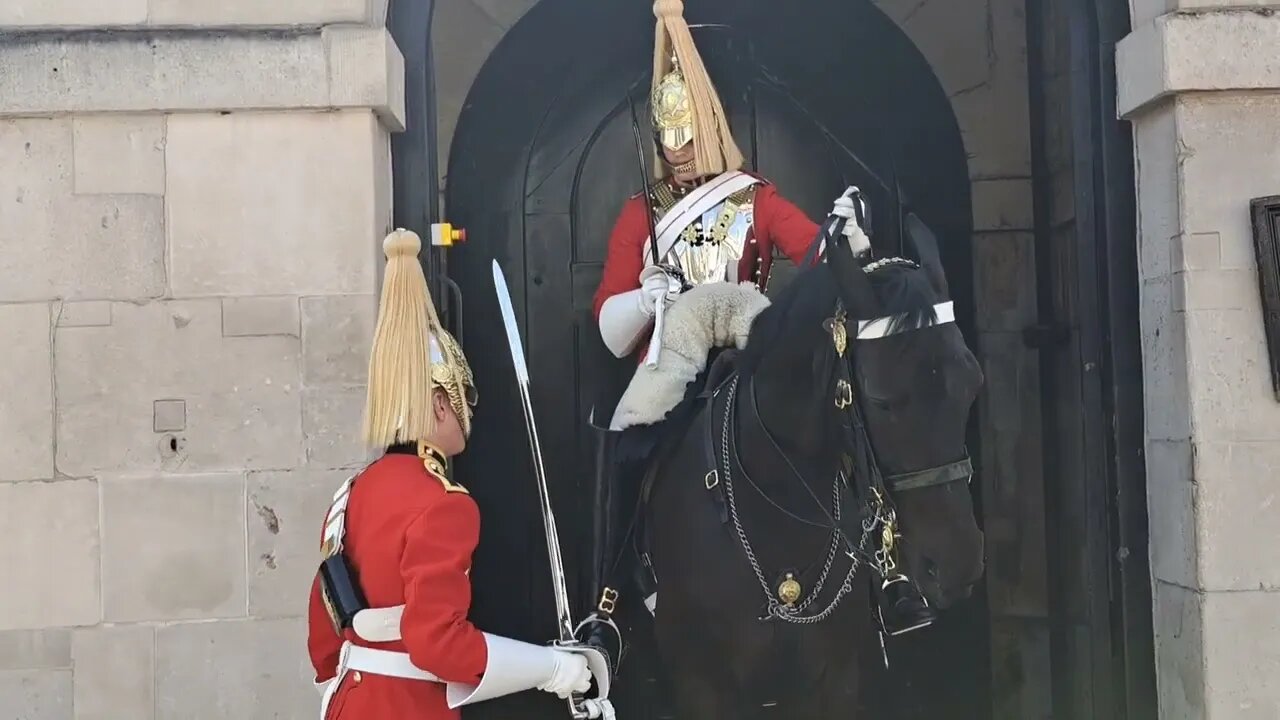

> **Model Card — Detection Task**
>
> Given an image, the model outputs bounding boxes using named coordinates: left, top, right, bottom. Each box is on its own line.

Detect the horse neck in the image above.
left=734, top=373, right=843, bottom=508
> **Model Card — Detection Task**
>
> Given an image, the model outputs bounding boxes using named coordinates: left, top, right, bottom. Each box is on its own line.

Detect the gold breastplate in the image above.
left=650, top=183, right=756, bottom=287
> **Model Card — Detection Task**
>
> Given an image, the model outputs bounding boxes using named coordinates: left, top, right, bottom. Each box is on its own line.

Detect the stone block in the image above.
left=1184, top=309, right=1280, bottom=442
left=971, top=178, right=1034, bottom=231
left=902, top=0, right=994, bottom=98
left=951, top=71, right=1032, bottom=180
left=1118, top=11, right=1280, bottom=117
left=148, top=0, right=369, bottom=26
left=1139, top=278, right=1192, bottom=441
left=0, top=480, right=100, bottom=630
left=1145, top=439, right=1197, bottom=587
left=166, top=112, right=380, bottom=297
left=0, top=630, right=71, bottom=671
left=325, top=27, right=407, bottom=132
left=301, top=294, right=376, bottom=386
left=973, top=233, right=1037, bottom=332
left=1153, top=581, right=1205, bottom=720
left=1178, top=269, right=1259, bottom=311
left=1193, top=442, right=1280, bottom=590
left=432, top=0, right=507, bottom=175
left=0, top=0, right=146, bottom=27
left=57, top=301, right=112, bottom=328
left=248, top=470, right=352, bottom=617
left=0, top=119, right=165, bottom=301
left=304, top=387, right=373, bottom=469
left=0, top=669, right=73, bottom=720
left=1178, top=93, right=1280, bottom=254
left=221, top=296, right=300, bottom=338
left=155, top=618, right=317, bottom=719
left=0, top=303, right=53, bottom=482
left=100, top=473, right=247, bottom=622
left=56, top=299, right=303, bottom=475
left=0, top=33, right=327, bottom=116
left=72, top=625, right=154, bottom=720
left=1201, top=589, right=1280, bottom=717
left=72, top=115, right=165, bottom=195
left=1172, top=232, right=1222, bottom=273
left=1133, top=101, right=1180, bottom=282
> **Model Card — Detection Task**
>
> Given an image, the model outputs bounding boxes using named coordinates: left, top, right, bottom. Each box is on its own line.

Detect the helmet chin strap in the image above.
left=669, top=158, right=697, bottom=175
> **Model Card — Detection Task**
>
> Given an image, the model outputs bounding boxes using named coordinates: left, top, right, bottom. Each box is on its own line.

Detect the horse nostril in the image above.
left=924, top=560, right=939, bottom=579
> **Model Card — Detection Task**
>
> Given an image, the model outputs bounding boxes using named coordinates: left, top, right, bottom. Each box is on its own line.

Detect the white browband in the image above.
left=856, top=300, right=955, bottom=340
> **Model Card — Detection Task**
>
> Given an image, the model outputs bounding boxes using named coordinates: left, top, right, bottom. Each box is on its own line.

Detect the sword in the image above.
left=492, top=260, right=615, bottom=720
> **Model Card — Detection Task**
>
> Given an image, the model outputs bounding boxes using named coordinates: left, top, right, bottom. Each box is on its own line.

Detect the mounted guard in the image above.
left=306, top=229, right=613, bottom=719
left=581, top=0, right=935, bottom=666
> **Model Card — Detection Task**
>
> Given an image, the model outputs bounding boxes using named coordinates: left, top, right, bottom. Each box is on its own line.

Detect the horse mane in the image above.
left=737, top=258, right=940, bottom=376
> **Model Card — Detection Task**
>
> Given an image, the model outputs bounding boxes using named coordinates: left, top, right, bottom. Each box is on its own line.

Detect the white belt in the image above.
left=319, top=641, right=440, bottom=719
left=340, top=641, right=440, bottom=682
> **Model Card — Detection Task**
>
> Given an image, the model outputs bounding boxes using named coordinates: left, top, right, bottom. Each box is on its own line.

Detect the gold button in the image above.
left=353, top=672, right=362, bottom=683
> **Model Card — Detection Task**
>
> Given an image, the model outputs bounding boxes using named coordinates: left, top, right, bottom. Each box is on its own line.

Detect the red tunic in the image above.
left=591, top=177, right=821, bottom=323
left=307, top=453, right=488, bottom=720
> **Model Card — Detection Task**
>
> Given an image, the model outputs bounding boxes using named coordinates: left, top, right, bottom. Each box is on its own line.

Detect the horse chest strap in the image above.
left=702, top=391, right=730, bottom=524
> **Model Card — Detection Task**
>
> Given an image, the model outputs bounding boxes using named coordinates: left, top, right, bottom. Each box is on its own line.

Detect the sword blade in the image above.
left=492, top=260, right=576, bottom=643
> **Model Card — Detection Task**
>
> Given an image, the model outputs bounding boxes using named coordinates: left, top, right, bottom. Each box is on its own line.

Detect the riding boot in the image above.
left=578, top=420, right=634, bottom=670
left=874, top=574, right=937, bottom=636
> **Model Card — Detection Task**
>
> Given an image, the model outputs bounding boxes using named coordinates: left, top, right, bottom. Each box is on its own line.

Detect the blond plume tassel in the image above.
left=362, top=229, right=440, bottom=448
left=651, top=0, right=744, bottom=178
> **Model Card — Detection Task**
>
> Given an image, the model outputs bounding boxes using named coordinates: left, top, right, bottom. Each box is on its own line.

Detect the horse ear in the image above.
left=903, top=213, right=949, bottom=298
left=825, top=218, right=881, bottom=318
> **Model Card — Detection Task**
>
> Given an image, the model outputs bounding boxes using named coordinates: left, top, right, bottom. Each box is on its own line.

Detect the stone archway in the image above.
left=430, top=0, right=1043, bottom=718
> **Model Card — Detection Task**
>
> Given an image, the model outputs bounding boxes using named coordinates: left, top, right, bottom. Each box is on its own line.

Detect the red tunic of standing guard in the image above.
left=306, top=229, right=599, bottom=720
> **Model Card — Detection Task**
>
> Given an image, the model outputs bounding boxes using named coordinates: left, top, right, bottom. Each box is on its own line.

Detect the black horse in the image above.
left=633, top=215, right=986, bottom=718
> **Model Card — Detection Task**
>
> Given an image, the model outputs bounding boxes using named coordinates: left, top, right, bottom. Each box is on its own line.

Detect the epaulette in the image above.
left=433, top=472, right=469, bottom=495
left=418, top=440, right=469, bottom=494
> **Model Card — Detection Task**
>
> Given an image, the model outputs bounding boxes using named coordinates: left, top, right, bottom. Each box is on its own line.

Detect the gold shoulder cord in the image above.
left=418, top=440, right=468, bottom=494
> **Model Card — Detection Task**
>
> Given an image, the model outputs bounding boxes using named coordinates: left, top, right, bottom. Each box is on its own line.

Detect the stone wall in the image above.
left=1119, top=8, right=1280, bottom=718
left=0, top=3, right=402, bottom=717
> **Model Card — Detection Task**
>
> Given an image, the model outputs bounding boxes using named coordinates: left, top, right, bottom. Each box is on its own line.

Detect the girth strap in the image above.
left=885, top=454, right=973, bottom=492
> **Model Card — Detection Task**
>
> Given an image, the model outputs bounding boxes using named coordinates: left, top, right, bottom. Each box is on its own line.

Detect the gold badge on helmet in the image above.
left=652, top=61, right=694, bottom=152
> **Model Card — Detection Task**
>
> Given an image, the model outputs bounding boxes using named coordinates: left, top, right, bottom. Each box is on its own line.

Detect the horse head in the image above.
left=739, top=210, right=984, bottom=610
left=827, top=212, right=985, bottom=608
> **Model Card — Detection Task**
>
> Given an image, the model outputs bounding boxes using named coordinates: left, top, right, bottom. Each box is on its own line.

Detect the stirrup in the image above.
left=875, top=574, right=936, bottom=637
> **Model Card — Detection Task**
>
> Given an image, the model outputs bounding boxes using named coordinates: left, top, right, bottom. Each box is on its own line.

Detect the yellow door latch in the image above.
left=430, top=223, right=467, bottom=247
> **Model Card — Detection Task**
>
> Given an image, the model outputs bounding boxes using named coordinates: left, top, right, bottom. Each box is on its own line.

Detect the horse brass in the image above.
left=778, top=573, right=803, bottom=606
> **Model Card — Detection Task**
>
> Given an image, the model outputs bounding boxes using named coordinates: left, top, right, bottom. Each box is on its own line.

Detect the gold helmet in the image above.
left=649, top=0, right=744, bottom=178
left=363, top=229, right=478, bottom=447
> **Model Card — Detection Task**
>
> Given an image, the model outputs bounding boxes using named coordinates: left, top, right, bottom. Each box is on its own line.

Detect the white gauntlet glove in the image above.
left=637, top=265, right=682, bottom=316
left=830, top=186, right=873, bottom=257
left=536, top=649, right=592, bottom=699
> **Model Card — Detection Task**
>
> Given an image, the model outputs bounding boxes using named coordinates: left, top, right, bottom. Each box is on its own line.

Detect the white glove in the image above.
left=536, top=649, right=591, bottom=699
left=636, top=265, right=682, bottom=316
left=830, top=186, right=872, bottom=257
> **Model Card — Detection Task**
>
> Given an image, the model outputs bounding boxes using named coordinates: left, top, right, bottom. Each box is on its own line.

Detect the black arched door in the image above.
left=444, top=1, right=976, bottom=717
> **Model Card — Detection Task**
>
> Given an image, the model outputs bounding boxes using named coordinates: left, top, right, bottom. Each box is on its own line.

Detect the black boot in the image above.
left=577, top=420, right=638, bottom=670
left=874, top=574, right=937, bottom=636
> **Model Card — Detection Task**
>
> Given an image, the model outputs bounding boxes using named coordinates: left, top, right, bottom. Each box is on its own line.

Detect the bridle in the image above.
left=700, top=213, right=974, bottom=624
